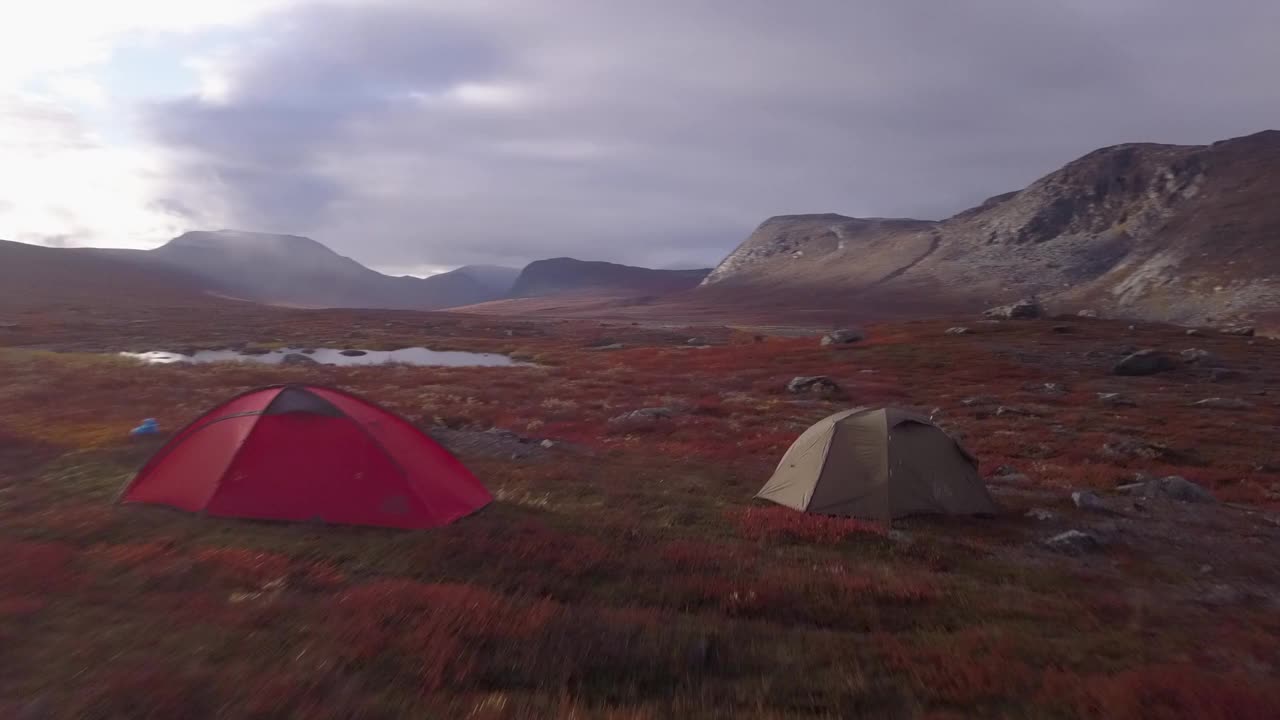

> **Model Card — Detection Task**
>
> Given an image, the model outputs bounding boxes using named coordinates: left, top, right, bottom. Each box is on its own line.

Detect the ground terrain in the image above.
left=2, top=302, right=1279, bottom=718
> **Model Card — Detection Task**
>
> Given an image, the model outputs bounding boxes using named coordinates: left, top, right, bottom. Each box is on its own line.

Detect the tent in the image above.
left=119, top=384, right=490, bottom=529
left=756, top=407, right=996, bottom=521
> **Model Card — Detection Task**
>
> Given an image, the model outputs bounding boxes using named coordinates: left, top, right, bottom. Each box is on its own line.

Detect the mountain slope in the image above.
left=0, top=239, right=218, bottom=310
left=702, top=130, right=1280, bottom=325
left=510, top=257, right=710, bottom=298
left=100, top=230, right=502, bottom=310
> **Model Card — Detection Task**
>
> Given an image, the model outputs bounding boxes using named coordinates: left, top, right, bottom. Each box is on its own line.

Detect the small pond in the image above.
left=120, top=347, right=525, bottom=367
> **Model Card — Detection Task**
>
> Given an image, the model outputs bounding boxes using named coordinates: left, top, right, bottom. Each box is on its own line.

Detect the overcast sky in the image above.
left=1, top=1, right=1277, bottom=275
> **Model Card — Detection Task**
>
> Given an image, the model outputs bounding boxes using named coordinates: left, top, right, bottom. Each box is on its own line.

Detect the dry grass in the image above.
left=1, top=305, right=1279, bottom=718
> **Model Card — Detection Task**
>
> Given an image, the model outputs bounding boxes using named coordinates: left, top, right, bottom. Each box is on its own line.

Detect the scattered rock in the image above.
left=1097, top=392, right=1137, bottom=407
left=1200, top=584, right=1246, bottom=606
left=1077, top=309, right=1100, bottom=319
left=608, top=407, right=675, bottom=427
left=339, top=350, right=368, bottom=357
left=281, top=353, right=320, bottom=367
left=1043, top=530, right=1102, bottom=555
left=961, top=396, right=998, bottom=407
left=686, top=337, right=708, bottom=346
left=995, top=405, right=1040, bottom=417
left=1130, top=476, right=1217, bottom=504
left=787, top=376, right=846, bottom=399
left=1051, top=324, right=1075, bottom=334
left=0, top=321, right=19, bottom=329
left=1180, top=348, right=1218, bottom=366
left=1101, top=438, right=1202, bottom=465
left=1026, top=508, right=1059, bottom=521
left=820, top=328, right=866, bottom=346
left=1190, top=397, right=1254, bottom=410
left=1220, top=325, right=1256, bottom=337
left=539, top=439, right=556, bottom=449
left=945, top=327, right=971, bottom=335
left=1071, top=490, right=1108, bottom=513
left=983, top=298, right=1043, bottom=320
left=1208, top=368, right=1245, bottom=382
left=1200, top=564, right=1213, bottom=574
left=1038, top=383, right=1068, bottom=396
left=1113, top=349, right=1178, bottom=376
left=589, top=343, right=626, bottom=351
left=886, top=530, right=912, bottom=544
left=1185, top=328, right=1205, bottom=337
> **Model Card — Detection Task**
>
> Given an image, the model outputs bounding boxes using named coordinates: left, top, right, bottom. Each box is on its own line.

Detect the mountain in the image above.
left=449, top=265, right=522, bottom=295
left=702, top=130, right=1280, bottom=325
left=510, top=257, right=711, bottom=298
left=99, top=230, right=504, bottom=310
left=0, top=239, right=217, bottom=310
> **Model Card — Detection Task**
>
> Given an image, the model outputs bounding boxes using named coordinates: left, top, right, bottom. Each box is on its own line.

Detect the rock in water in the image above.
left=820, top=329, right=866, bottom=346
left=339, top=349, right=368, bottom=357
left=984, top=298, right=1043, bottom=320
left=281, top=353, right=320, bottom=366
left=1044, top=530, right=1102, bottom=555
left=1113, top=349, right=1178, bottom=376
left=787, top=376, right=845, bottom=399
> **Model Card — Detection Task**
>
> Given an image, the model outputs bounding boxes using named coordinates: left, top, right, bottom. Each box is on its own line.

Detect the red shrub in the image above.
left=1051, top=664, right=1280, bottom=720
left=0, top=539, right=77, bottom=594
left=729, top=506, right=887, bottom=544
left=659, top=540, right=748, bottom=573
left=0, top=596, right=46, bottom=617
left=878, top=629, right=1035, bottom=706
left=194, top=547, right=291, bottom=588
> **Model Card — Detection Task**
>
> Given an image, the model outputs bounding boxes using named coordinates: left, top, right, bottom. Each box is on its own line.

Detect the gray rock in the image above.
left=1039, top=383, right=1068, bottom=395
left=945, top=326, right=971, bottom=335
left=281, top=353, right=320, bottom=366
left=995, top=405, right=1039, bottom=417
left=1209, top=368, right=1245, bottom=382
left=1200, top=584, right=1246, bottom=606
left=589, top=343, right=626, bottom=351
left=1181, top=348, right=1218, bottom=366
left=1190, top=397, right=1254, bottom=410
left=1113, top=349, right=1179, bottom=376
left=1026, top=508, right=1059, bottom=521
left=1044, top=530, right=1102, bottom=555
left=1141, top=476, right=1217, bottom=503
left=993, top=473, right=1031, bottom=485
left=686, top=337, right=708, bottom=346
left=787, top=375, right=845, bottom=399
left=1186, top=328, right=1206, bottom=337
left=961, top=395, right=998, bottom=407
left=539, top=439, right=556, bottom=449
left=339, top=349, right=368, bottom=357
left=1071, top=490, right=1107, bottom=512
left=1077, top=309, right=1100, bottom=319
left=984, top=298, right=1043, bottom=320
left=1097, top=392, right=1137, bottom=407
left=1220, top=325, right=1256, bottom=337
left=886, top=530, right=912, bottom=543
left=820, top=328, right=866, bottom=346
left=608, top=407, right=675, bottom=426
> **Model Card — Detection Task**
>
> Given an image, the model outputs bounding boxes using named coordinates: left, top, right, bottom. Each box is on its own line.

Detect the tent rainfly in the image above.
left=119, top=384, right=490, bottom=529
left=756, top=406, right=997, bottom=521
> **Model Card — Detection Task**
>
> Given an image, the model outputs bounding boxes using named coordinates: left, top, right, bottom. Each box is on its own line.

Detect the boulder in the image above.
left=787, top=376, right=845, bottom=399
left=1208, top=368, right=1245, bottom=382
left=1043, top=530, right=1102, bottom=555
left=1097, top=392, right=1137, bottom=407
left=820, top=329, right=866, bottom=346
left=609, top=407, right=674, bottom=425
left=1126, top=476, right=1217, bottom=503
left=1190, top=397, right=1254, bottom=410
left=1220, top=325, right=1256, bottom=337
left=984, top=298, right=1043, bottom=320
left=1181, top=348, right=1218, bottom=366
left=945, top=327, right=971, bottom=335
left=1113, top=349, right=1178, bottom=376
left=281, top=353, right=320, bottom=367
left=339, top=349, right=368, bottom=357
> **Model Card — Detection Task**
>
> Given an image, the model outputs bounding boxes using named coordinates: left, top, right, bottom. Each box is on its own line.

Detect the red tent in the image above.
left=120, top=384, right=491, bottom=529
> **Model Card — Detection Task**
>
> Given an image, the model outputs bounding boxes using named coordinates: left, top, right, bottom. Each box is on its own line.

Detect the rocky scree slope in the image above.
left=702, top=130, right=1280, bottom=326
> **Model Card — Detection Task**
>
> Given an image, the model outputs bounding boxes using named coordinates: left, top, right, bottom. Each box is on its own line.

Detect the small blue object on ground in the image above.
left=130, top=418, right=160, bottom=436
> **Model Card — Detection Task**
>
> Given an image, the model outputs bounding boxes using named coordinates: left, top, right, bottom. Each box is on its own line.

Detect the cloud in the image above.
left=12, top=0, right=1280, bottom=269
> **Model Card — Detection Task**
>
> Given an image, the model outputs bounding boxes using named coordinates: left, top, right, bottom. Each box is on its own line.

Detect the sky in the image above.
left=1, top=0, right=1278, bottom=275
